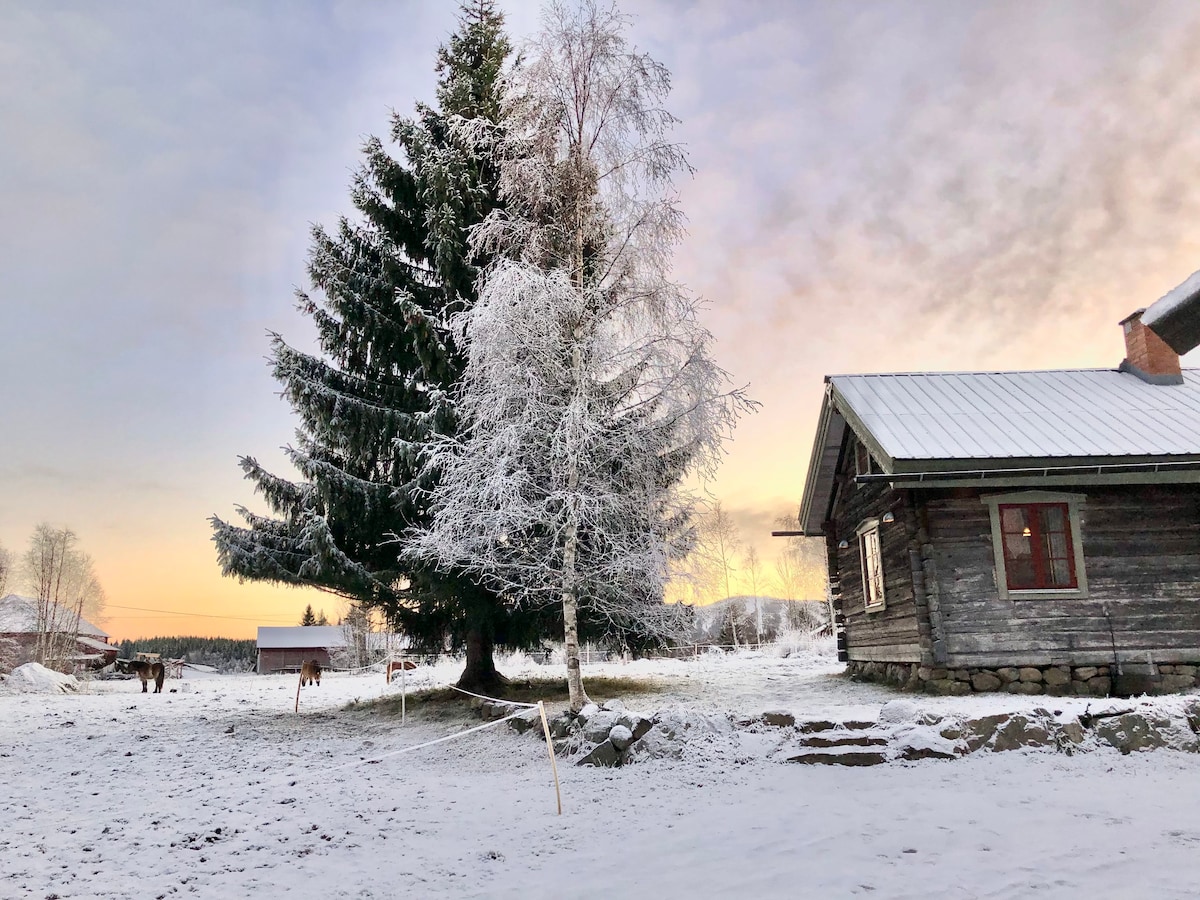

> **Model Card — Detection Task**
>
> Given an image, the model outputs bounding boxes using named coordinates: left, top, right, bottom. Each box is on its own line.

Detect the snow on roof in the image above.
left=1143, top=268, right=1200, bottom=355
left=0, top=594, right=109, bottom=638
left=830, top=368, right=1200, bottom=463
left=256, top=626, right=407, bottom=651
left=256, top=626, right=348, bottom=650
left=1144, top=269, right=1200, bottom=331
left=76, top=635, right=115, bottom=654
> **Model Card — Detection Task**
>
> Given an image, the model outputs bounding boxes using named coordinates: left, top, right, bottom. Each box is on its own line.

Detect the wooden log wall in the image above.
left=922, top=484, right=1200, bottom=669
left=831, top=458, right=923, bottom=664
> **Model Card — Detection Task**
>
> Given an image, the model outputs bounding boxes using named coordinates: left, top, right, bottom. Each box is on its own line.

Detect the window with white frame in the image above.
left=856, top=518, right=886, bottom=611
left=981, top=491, right=1089, bottom=600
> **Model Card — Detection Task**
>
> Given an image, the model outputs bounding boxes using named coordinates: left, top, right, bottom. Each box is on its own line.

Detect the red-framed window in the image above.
left=997, top=502, right=1076, bottom=591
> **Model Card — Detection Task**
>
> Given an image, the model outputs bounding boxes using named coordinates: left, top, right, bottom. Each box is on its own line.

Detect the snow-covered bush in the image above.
left=765, top=628, right=837, bottom=662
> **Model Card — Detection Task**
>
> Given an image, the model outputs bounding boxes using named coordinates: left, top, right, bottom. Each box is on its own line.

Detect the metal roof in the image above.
left=0, top=594, right=109, bottom=638
left=255, top=625, right=406, bottom=651
left=256, top=626, right=346, bottom=650
left=76, top=635, right=116, bottom=653
left=830, top=368, right=1200, bottom=464
left=797, top=367, right=1200, bottom=535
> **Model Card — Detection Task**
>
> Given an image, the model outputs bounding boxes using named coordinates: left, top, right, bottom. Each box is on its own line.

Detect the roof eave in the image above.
left=798, top=385, right=843, bottom=536
left=857, top=456, right=1200, bottom=489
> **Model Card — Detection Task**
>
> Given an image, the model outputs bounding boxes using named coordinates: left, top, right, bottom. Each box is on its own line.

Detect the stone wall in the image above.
left=847, top=659, right=1200, bottom=697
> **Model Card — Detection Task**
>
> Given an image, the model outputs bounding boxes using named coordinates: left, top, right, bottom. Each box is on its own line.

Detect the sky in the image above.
left=4, top=0, right=1200, bottom=640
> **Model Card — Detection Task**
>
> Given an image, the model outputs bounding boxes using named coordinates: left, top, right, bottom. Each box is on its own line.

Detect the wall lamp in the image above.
left=881, top=511, right=895, bottom=524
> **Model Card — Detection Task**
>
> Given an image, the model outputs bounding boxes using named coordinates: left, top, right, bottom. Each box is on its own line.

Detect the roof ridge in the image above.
left=829, top=367, right=1200, bottom=379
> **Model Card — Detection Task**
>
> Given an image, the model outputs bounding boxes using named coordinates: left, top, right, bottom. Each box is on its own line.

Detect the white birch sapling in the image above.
left=743, top=545, right=763, bottom=645
left=0, top=542, right=12, bottom=598
left=412, top=0, right=753, bottom=710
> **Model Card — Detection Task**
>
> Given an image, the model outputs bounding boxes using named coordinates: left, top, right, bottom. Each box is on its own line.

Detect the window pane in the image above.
left=1007, top=559, right=1036, bottom=589
left=1001, top=506, right=1028, bottom=533
left=1049, top=558, right=1072, bottom=586
left=1005, top=534, right=1032, bottom=559
left=1040, top=505, right=1066, bottom=532
left=860, top=526, right=884, bottom=607
left=1044, top=532, right=1068, bottom=560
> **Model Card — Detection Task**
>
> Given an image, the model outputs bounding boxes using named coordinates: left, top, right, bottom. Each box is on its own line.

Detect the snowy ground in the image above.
left=4, top=648, right=1200, bottom=899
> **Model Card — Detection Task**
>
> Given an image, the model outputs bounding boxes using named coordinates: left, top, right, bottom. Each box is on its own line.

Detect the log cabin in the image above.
left=797, top=278, right=1200, bottom=697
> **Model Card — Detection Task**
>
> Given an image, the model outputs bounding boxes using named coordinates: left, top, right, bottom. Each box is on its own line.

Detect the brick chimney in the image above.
left=1119, top=308, right=1183, bottom=385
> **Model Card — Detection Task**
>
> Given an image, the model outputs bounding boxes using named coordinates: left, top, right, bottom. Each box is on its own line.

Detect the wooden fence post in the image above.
left=537, top=701, right=562, bottom=815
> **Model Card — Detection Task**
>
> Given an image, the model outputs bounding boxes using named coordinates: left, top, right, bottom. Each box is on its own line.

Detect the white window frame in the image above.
left=856, top=517, right=886, bottom=612
left=981, top=490, right=1089, bottom=601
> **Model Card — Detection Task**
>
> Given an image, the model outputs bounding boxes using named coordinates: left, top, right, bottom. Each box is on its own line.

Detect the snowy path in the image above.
left=3, top=662, right=1200, bottom=898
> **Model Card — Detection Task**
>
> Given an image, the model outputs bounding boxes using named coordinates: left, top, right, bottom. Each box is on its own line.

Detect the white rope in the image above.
left=447, top=684, right=538, bottom=709
left=316, top=708, right=531, bottom=776
left=323, top=661, right=387, bottom=675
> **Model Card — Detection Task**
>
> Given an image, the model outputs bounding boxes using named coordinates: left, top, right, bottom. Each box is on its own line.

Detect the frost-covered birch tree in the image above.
left=413, top=0, right=752, bottom=710
left=0, top=542, right=12, bottom=598
left=21, top=525, right=106, bottom=670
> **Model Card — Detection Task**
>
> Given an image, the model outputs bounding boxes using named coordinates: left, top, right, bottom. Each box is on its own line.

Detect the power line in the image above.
left=111, top=616, right=295, bottom=622
left=105, top=603, right=299, bottom=623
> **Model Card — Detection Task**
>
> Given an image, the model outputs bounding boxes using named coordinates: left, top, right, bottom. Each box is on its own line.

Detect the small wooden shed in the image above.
left=256, top=626, right=345, bottom=674
left=798, top=292, right=1200, bottom=697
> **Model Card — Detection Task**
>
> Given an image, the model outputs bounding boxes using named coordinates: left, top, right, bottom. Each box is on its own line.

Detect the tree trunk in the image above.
left=456, top=627, right=508, bottom=694
left=562, top=518, right=590, bottom=711
left=560, top=329, right=590, bottom=710
left=560, top=144, right=591, bottom=713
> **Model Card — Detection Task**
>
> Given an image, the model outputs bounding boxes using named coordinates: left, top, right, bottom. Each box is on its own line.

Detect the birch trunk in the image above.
left=561, top=517, right=590, bottom=711
left=560, top=142, right=592, bottom=712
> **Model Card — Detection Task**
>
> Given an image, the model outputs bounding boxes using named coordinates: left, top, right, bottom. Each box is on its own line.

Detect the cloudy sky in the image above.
left=4, top=1, right=1200, bottom=639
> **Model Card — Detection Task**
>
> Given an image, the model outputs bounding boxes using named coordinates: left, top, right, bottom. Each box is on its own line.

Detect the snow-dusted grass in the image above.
left=3, top=649, right=1200, bottom=899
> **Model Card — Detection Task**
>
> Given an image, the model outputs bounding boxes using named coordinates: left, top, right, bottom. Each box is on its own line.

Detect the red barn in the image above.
left=0, top=593, right=118, bottom=672
left=256, top=626, right=346, bottom=674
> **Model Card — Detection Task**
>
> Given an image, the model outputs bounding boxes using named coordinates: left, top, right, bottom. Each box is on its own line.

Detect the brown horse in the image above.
left=300, top=659, right=322, bottom=687
left=386, top=659, right=417, bottom=682
left=117, top=659, right=166, bottom=693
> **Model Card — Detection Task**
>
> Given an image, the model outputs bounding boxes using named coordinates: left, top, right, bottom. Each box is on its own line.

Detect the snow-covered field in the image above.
left=4, top=648, right=1200, bottom=899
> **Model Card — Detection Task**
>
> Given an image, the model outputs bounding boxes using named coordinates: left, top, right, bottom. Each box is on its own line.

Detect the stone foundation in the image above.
left=846, top=660, right=1200, bottom=697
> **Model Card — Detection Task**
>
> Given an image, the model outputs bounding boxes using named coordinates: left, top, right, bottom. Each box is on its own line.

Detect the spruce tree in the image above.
left=300, top=604, right=317, bottom=627
left=210, top=1, right=552, bottom=690
left=412, top=1, right=751, bottom=709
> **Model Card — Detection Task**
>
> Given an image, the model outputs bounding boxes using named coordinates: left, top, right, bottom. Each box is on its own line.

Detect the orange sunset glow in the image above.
left=5, top=3, right=1200, bottom=640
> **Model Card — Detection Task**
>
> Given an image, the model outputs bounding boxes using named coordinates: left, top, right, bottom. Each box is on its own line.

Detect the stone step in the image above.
left=798, top=732, right=889, bottom=749
left=787, top=747, right=889, bottom=767
left=798, top=719, right=877, bottom=734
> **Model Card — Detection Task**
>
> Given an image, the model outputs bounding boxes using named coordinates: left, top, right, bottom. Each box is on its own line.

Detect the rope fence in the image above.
left=292, top=660, right=563, bottom=815
left=319, top=706, right=531, bottom=775
left=447, top=684, right=538, bottom=708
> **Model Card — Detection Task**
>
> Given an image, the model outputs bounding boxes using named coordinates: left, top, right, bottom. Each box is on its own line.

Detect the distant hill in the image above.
left=687, top=596, right=828, bottom=645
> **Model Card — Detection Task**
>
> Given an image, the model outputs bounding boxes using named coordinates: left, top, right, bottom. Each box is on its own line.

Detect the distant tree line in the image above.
left=117, top=636, right=256, bottom=672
